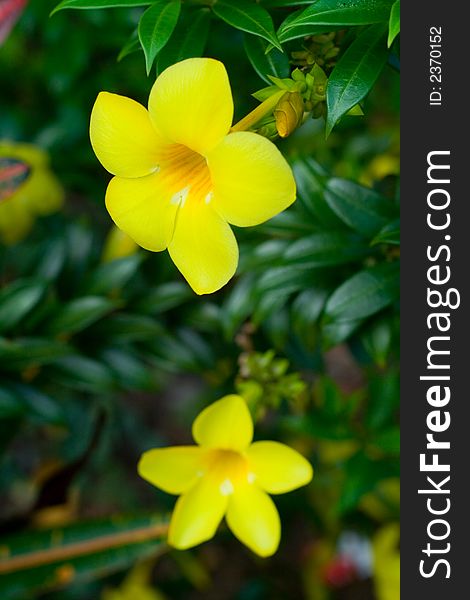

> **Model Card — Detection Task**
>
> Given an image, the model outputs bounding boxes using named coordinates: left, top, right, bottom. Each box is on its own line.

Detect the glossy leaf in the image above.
left=136, top=281, right=193, bottom=314
left=138, top=0, right=181, bottom=74
left=324, top=261, right=399, bottom=323
left=83, top=254, right=143, bottom=295
left=0, top=337, right=71, bottom=369
left=371, top=218, right=400, bottom=245
left=324, top=177, right=395, bottom=237
left=0, top=279, right=47, bottom=333
left=261, top=0, right=314, bottom=7
left=212, top=0, right=282, bottom=50
left=243, top=34, right=290, bottom=84
left=283, top=232, right=369, bottom=268
left=278, top=0, right=393, bottom=43
left=51, top=0, right=152, bottom=15
left=49, top=355, right=115, bottom=392
left=46, top=297, right=117, bottom=336
left=388, top=0, right=400, bottom=47
left=118, top=32, right=141, bottom=62
left=326, top=24, right=388, bottom=136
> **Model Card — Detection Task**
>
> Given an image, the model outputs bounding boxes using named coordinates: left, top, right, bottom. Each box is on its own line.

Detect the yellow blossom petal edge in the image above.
left=192, top=395, right=253, bottom=451
left=90, top=92, right=165, bottom=178
left=105, top=173, right=179, bottom=252
left=168, top=202, right=238, bottom=296
left=168, top=475, right=228, bottom=550
left=246, top=441, right=313, bottom=494
left=148, top=58, right=233, bottom=155
left=208, top=132, right=296, bottom=227
left=138, top=446, right=207, bottom=495
left=138, top=394, right=313, bottom=556
left=226, top=482, right=281, bottom=557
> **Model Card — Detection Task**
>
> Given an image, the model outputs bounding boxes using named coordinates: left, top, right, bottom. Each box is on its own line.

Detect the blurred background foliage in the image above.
left=0, top=0, right=399, bottom=598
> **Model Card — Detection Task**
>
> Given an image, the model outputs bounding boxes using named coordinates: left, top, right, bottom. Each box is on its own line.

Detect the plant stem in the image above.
left=231, top=90, right=285, bottom=133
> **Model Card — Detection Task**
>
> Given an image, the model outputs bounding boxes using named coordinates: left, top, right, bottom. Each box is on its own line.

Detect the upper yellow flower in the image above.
left=90, top=58, right=296, bottom=295
left=138, top=394, right=313, bottom=557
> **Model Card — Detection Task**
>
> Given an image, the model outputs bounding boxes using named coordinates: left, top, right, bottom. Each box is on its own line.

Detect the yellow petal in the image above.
left=168, top=201, right=238, bottom=295
left=148, top=58, right=233, bottom=155
left=105, top=172, right=179, bottom=252
left=226, top=484, right=280, bottom=557
left=192, top=395, right=253, bottom=451
left=90, top=92, right=164, bottom=178
left=208, top=131, right=296, bottom=227
left=138, top=446, right=206, bottom=495
left=246, top=441, right=313, bottom=494
left=168, top=475, right=228, bottom=550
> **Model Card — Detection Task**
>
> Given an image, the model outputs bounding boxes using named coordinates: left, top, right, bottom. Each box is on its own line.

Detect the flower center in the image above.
left=206, top=449, right=252, bottom=495
left=159, top=143, right=212, bottom=207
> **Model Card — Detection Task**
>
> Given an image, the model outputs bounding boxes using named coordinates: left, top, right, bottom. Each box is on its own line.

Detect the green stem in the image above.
left=231, top=90, right=285, bottom=133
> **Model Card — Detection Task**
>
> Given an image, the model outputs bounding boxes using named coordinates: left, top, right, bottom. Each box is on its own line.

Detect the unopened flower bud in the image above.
left=274, top=91, right=305, bottom=138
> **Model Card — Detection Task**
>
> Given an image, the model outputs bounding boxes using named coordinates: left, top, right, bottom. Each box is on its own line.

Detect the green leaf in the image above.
left=261, top=0, right=314, bottom=7
left=0, top=280, right=47, bottom=333
left=156, top=8, right=211, bottom=74
left=0, top=514, right=168, bottom=598
left=118, top=32, right=141, bottom=62
left=93, top=313, right=163, bottom=342
left=0, top=388, right=23, bottom=419
left=256, top=266, right=311, bottom=296
left=338, top=452, right=398, bottom=513
left=51, top=0, right=152, bottom=15
left=278, top=0, right=393, bottom=43
left=366, top=371, right=399, bottom=430
left=326, top=24, right=388, bottom=136
left=6, top=384, right=64, bottom=425
left=324, top=261, right=399, bottom=323
left=222, top=274, right=257, bottom=339
left=324, top=177, right=395, bottom=237
left=291, top=157, right=344, bottom=228
left=388, top=0, right=400, bottom=47
left=371, top=218, right=400, bottom=245
left=136, top=281, right=193, bottom=314
left=50, top=355, right=115, bottom=392
left=84, top=254, right=143, bottom=295
left=138, top=0, right=181, bottom=74
left=284, top=232, right=369, bottom=268
left=46, top=297, right=117, bottom=336
left=100, top=348, right=155, bottom=390
left=0, top=337, right=71, bottom=369
left=373, top=427, right=400, bottom=455
left=212, top=0, right=282, bottom=50
left=243, top=34, right=290, bottom=84
left=322, top=318, right=364, bottom=347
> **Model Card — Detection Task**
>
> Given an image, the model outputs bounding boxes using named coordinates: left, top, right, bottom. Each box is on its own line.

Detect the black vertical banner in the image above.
left=401, top=1, right=468, bottom=597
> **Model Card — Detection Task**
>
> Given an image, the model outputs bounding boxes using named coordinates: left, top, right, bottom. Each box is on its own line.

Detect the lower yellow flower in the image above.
left=138, top=395, right=313, bottom=557
left=0, top=141, right=63, bottom=244
left=90, top=58, right=296, bottom=295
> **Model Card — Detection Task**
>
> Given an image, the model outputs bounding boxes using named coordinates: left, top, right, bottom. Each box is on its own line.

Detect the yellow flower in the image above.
left=0, top=141, right=64, bottom=245
left=90, top=58, right=296, bottom=295
left=138, top=394, right=313, bottom=557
